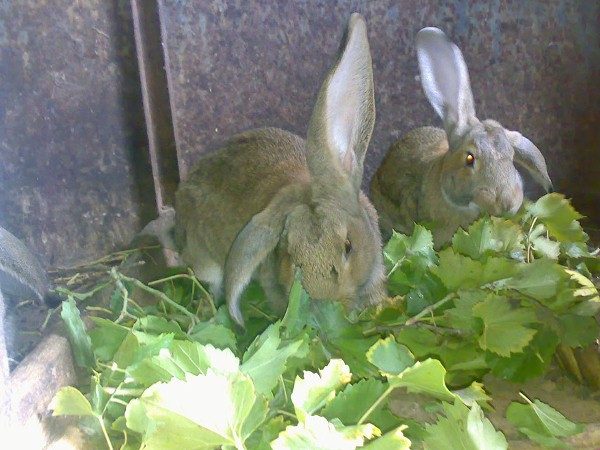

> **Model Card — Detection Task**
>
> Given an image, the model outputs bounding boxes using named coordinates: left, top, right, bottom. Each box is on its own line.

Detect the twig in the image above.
left=518, top=392, right=534, bottom=405
left=149, top=270, right=217, bottom=316
left=405, top=292, right=457, bottom=326
left=358, top=385, right=394, bottom=425
left=114, top=270, right=198, bottom=324
left=386, top=255, right=406, bottom=278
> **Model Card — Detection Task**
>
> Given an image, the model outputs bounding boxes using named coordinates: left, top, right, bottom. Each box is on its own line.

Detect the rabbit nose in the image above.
left=498, top=191, right=522, bottom=215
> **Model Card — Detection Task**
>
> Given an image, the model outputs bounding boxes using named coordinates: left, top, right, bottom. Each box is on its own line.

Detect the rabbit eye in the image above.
left=465, top=152, right=475, bottom=167
left=344, top=238, right=352, bottom=256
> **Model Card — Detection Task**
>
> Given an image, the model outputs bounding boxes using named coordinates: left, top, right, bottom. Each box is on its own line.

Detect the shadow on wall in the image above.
left=0, top=0, right=155, bottom=267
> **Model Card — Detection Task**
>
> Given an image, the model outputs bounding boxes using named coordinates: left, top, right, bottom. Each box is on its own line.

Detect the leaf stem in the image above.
left=97, top=415, right=114, bottom=450
left=357, top=385, right=394, bottom=425
left=363, top=321, right=463, bottom=337
left=233, top=435, right=247, bottom=450
left=405, top=292, right=457, bottom=326
left=276, top=409, right=297, bottom=420
left=525, top=217, right=538, bottom=263
left=518, top=391, right=534, bottom=405
left=149, top=270, right=217, bottom=316
left=114, top=270, right=198, bottom=324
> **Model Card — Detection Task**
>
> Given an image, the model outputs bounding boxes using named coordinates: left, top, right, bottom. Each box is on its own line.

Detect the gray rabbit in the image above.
left=174, top=14, right=386, bottom=325
left=0, top=226, right=58, bottom=426
left=371, top=27, right=552, bottom=247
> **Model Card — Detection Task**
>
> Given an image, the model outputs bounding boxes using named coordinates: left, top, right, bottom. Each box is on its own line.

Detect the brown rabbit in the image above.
left=371, top=27, right=552, bottom=247
left=175, top=14, right=385, bottom=325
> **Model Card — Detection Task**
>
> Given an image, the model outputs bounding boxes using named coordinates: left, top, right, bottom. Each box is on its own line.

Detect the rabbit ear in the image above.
left=306, top=13, right=375, bottom=191
left=505, top=130, right=553, bottom=192
left=416, top=27, right=477, bottom=144
left=224, top=193, right=300, bottom=326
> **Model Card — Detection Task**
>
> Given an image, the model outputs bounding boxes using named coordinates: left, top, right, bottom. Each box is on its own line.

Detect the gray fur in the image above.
left=0, top=227, right=51, bottom=303
left=372, top=27, right=552, bottom=247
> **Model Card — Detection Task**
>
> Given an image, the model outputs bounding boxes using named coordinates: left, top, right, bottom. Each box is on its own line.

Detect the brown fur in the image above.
left=175, top=14, right=385, bottom=324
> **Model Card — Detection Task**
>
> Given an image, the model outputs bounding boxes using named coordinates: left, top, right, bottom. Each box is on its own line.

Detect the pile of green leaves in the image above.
left=51, top=194, right=597, bottom=449
left=381, top=193, right=600, bottom=387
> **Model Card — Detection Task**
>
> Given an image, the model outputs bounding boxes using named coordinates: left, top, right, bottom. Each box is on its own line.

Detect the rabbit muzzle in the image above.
left=473, top=184, right=523, bottom=216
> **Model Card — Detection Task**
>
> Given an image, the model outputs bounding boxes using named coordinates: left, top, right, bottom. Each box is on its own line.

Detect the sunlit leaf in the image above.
left=50, top=387, right=94, bottom=417
left=291, top=359, right=352, bottom=421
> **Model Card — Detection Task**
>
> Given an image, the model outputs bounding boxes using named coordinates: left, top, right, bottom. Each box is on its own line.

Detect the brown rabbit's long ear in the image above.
left=505, top=130, right=553, bottom=192
left=306, top=13, right=375, bottom=192
left=416, top=27, right=477, bottom=146
left=224, top=192, right=301, bottom=326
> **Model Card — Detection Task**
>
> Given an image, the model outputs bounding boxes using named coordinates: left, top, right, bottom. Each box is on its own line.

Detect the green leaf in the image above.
left=241, top=322, right=307, bottom=395
left=130, top=332, right=175, bottom=363
left=452, top=382, right=492, bottom=408
left=424, top=400, right=508, bottom=450
left=291, top=359, right=352, bottom=421
left=309, top=302, right=379, bottom=377
left=496, top=259, right=567, bottom=300
left=133, top=316, right=187, bottom=338
left=50, top=386, right=94, bottom=417
left=385, top=225, right=437, bottom=295
left=558, top=314, right=600, bottom=347
left=89, top=317, right=130, bottom=362
left=487, top=328, right=559, bottom=382
left=531, top=235, right=560, bottom=260
left=246, top=416, right=290, bottom=450
left=526, top=193, right=587, bottom=242
left=433, top=250, right=516, bottom=291
left=321, top=379, right=400, bottom=432
left=385, top=225, right=437, bottom=270
left=112, top=332, right=140, bottom=369
left=507, top=398, right=584, bottom=447
left=553, top=269, right=600, bottom=314
left=61, top=297, right=94, bottom=368
left=386, top=359, right=455, bottom=402
left=366, top=336, right=415, bottom=376
left=361, top=425, right=411, bottom=449
left=405, top=272, right=447, bottom=316
left=189, top=322, right=237, bottom=350
left=281, top=269, right=311, bottom=338
left=128, top=341, right=238, bottom=386
left=395, top=327, right=440, bottom=359
left=472, top=294, right=537, bottom=357
left=444, top=289, right=486, bottom=332
left=452, top=216, right=525, bottom=260
left=271, top=415, right=379, bottom=450
left=125, top=370, right=267, bottom=449
left=434, top=250, right=481, bottom=291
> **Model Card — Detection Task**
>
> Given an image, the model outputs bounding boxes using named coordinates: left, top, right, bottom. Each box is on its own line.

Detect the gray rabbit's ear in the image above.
left=416, top=27, right=477, bottom=145
left=306, top=13, right=375, bottom=191
left=505, top=130, right=553, bottom=192
left=224, top=193, right=300, bottom=326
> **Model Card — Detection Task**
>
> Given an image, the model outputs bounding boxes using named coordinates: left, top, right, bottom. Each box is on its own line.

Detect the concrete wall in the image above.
left=1, top=1, right=598, bottom=267
left=160, top=0, right=600, bottom=226
left=0, top=0, right=155, bottom=267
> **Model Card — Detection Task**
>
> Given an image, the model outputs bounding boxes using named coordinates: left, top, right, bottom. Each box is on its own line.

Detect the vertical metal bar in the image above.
left=130, top=0, right=179, bottom=212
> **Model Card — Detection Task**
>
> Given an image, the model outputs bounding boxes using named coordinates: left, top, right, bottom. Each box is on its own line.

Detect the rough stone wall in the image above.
left=0, top=0, right=154, bottom=267
left=159, top=0, right=600, bottom=226
left=1, top=1, right=598, bottom=268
